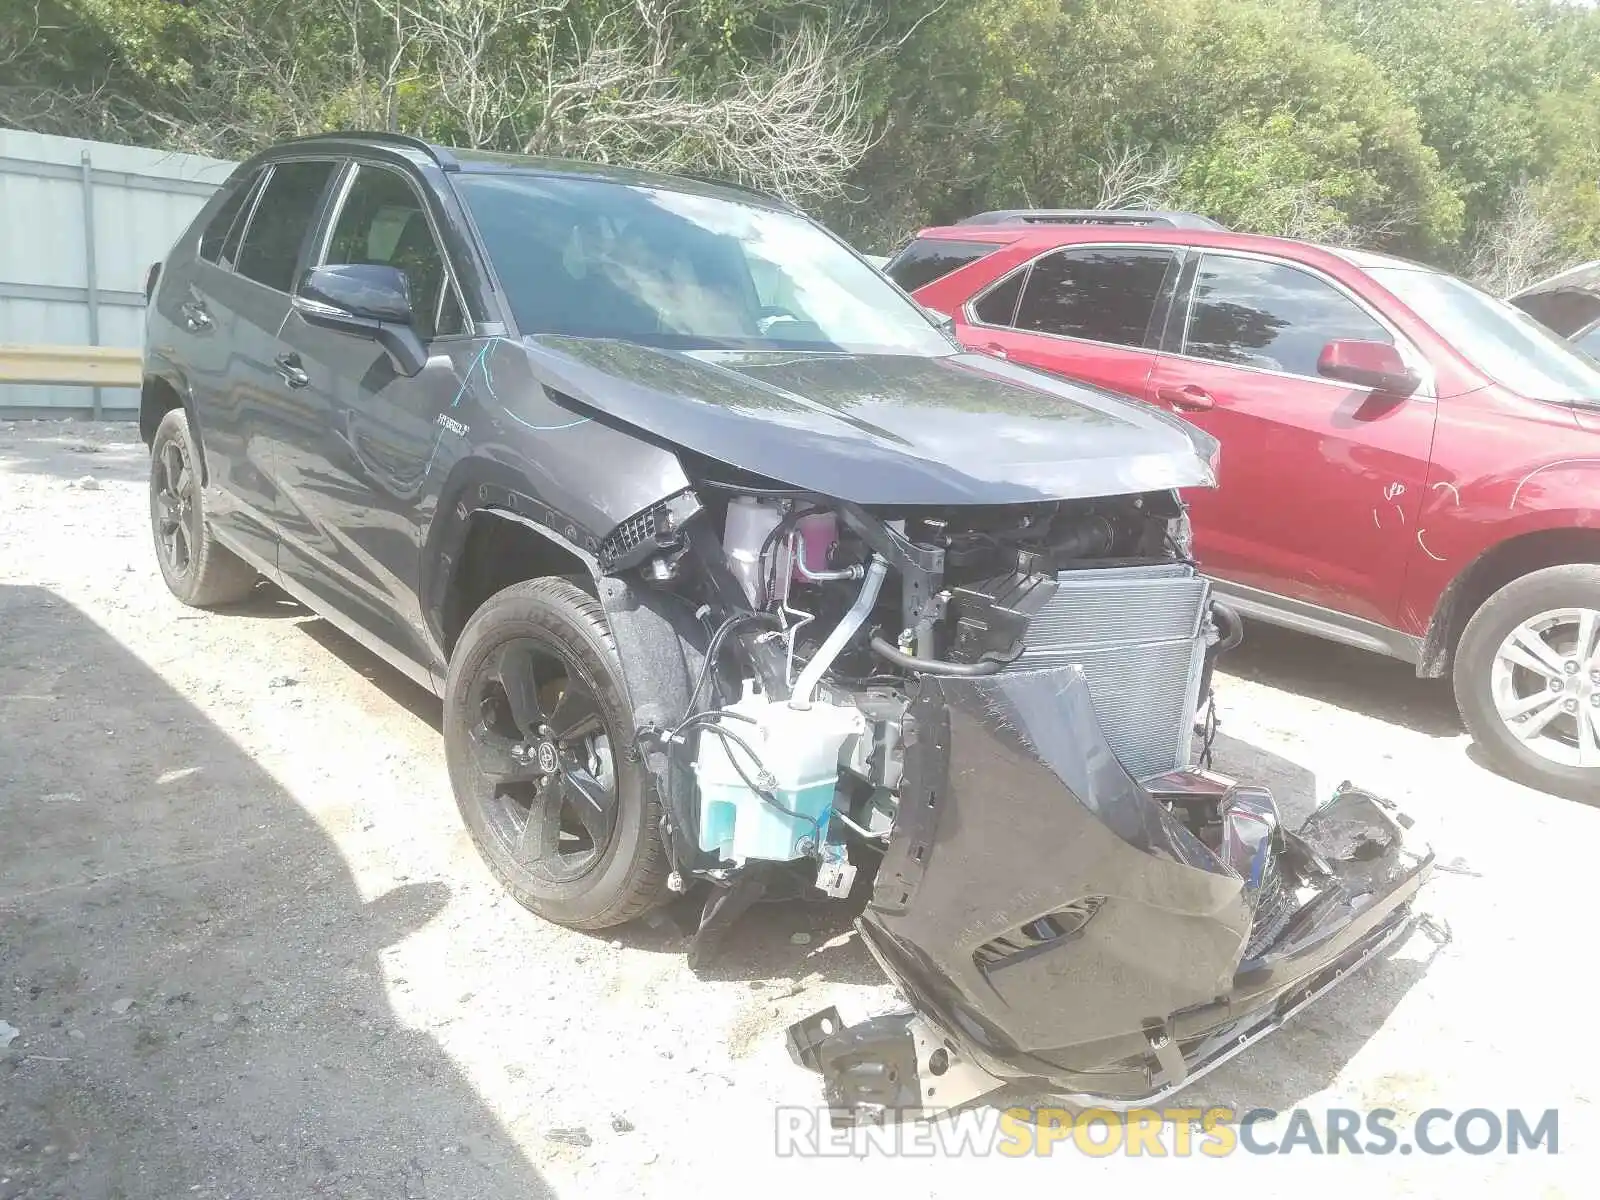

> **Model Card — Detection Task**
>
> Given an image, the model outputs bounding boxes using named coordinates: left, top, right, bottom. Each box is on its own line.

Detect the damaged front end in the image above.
left=784, top=664, right=1431, bottom=1122
left=584, top=457, right=1429, bottom=1122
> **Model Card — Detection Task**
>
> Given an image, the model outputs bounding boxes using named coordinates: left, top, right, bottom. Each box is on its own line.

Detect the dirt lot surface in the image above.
left=2, top=419, right=1596, bottom=1198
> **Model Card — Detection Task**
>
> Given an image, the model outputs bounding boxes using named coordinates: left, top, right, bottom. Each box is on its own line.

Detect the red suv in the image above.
left=888, top=211, right=1600, bottom=800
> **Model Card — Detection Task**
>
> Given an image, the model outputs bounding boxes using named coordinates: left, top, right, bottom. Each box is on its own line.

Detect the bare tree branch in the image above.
left=1092, top=141, right=1183, bottom=210
left=5, top=0, right=895, bottom=206
left=1468, top=178, right=1566, bottom=296
left=514, top=1, right=878, bottom=201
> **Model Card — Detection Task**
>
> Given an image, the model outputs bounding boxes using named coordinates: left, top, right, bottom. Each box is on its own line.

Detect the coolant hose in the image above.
left=788, top=554, right=889, bottom=709
left=1196, top=599, right=1245, bottom=719
left=869, top=636, right=1005, bottom=676
left=1212, top=600, right=1244, bottom=652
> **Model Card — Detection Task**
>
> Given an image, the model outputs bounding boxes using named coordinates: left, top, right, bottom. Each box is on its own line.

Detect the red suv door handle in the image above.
left=982, top=342, right=1009, bottom=360
left=1157, top=383, right=1215, bottom=411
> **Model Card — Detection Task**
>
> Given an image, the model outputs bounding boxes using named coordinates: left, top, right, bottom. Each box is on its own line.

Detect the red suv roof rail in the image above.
left=955, top=209, right=1227, bottom=231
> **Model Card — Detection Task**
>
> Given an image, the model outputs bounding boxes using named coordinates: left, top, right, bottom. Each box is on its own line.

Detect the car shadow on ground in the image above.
left=1221, top=619, right=1462, bottom=738
left=0, top=584, right=553, bottom=1199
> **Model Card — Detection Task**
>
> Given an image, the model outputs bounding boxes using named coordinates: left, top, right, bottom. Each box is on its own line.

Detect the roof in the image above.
left=264, top=131, right=793, bottom=212
left=910, top=219, right=1447, bottom=278
left=955, top=208, right=1227, bottom=230
left=1512, top=259, right=1600, bottom=299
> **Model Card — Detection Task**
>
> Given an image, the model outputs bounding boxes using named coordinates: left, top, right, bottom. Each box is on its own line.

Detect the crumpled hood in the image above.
left=520, top=336, right=1219, bottom=506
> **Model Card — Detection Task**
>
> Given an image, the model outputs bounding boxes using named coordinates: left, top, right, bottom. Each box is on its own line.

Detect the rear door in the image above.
left=176, top=166, right=276, bottom=569
left=957, top=246, right=1179, bottom=401
left=1149, top=252, right=1438, bottom=626
left=210, top=158, right=342, bottom=573
left=272, top=159, right=472, bottom=672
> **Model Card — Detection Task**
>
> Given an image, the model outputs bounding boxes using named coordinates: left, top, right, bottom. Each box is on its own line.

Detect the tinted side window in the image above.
left=1516, top=289, right=1600, bottom=340
left=321, top=164, right=464, bottom=340
left=1014, top=248, right=1174, bottom=347
left=1184, top=255, right=1390, bottom=377
left=234, top=160, right=337, bottom=293
left=1577, top=325, right=1600, bottom=359
left=198, top=168, right=263, bottom=264
left=972, top=271, right=1025, bottom=326
left=885, top=238, right=1004, bottom=292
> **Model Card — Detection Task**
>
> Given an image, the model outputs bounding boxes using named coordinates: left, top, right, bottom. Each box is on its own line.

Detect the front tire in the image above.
left=1454, top=564, right=1600, bottom=801
left=444, top=578, right=670, bottom=929
left=148, top=407, right=258, bottom=607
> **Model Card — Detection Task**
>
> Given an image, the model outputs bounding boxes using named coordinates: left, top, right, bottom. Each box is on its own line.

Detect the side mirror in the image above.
left=1317, top=339, right=1420, bottom=396
left=294, top=264, right=427, bottom=377
left=300, top=263, right=412, bottom=323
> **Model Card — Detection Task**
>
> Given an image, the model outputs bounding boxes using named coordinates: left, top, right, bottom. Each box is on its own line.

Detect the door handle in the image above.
left=982, top=342, right=1009, bottom=360
left=1156, top=383, right=1215, bottom=411
left=274, top=352, right=310, bottom=389
left=180, top=301, right=212, bottom=331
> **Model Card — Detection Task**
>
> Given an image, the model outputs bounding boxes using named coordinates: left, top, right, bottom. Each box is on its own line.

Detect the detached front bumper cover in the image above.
left=786, top=665, right=1433, bottom=1125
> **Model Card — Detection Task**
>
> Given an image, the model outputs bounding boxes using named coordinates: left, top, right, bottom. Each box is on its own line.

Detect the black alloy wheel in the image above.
left=463, top=636, right=618, bottom=883
left=444, top=578, right=670, bottom=929
left=147, top=407, right=257, bottom=607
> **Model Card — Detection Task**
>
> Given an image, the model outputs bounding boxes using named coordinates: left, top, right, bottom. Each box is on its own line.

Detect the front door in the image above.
left=1149, top=252, right=1438, bottom=627
left=272, top=161, right=473, bottom=673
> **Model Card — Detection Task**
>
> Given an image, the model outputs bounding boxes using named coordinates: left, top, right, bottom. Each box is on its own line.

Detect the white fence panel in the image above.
left=0, top=129, right=237, bottom=417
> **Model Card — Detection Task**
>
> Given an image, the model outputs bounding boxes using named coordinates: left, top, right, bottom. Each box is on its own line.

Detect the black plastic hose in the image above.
left=869, top=635, right=1006, bottom=676
left=1211, top=600, right=1245, bottom=652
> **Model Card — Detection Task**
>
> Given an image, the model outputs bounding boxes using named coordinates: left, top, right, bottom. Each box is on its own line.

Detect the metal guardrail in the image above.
left=0, top=344, right=142, bottom=388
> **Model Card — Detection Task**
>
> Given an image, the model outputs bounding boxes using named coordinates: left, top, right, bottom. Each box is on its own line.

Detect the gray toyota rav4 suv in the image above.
left=141, top=131, right=1432, bottom=1121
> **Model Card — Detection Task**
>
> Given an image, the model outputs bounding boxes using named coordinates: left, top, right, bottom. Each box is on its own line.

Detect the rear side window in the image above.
left=1184, top=255, right=1390, bottom=378
left=885, top=238, right=1004, bottom=292
left=234, top=160, right=338, bottom=293
left=1014, top=247, right=1175, bottom=347
left=198, top=168, right=264, bottom=266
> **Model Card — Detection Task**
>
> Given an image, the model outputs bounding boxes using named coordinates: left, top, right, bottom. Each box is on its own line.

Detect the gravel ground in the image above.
left=2, top=419, right=1596, bottom=1198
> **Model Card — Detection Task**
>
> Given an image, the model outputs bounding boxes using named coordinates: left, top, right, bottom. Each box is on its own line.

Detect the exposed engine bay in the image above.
left=593, top=467, right=1430, bottom=1122
left=609, top=475, right=1240, bottom=952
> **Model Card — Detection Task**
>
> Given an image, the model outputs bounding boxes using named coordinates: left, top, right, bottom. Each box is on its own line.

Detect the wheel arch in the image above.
left=1419, top=525, right=1600, bottom=677
left=432, top=494, right=710, bottom=870
left=139, top=364, right=208, bottom=482
left=440, top=506, right=599, bottom=656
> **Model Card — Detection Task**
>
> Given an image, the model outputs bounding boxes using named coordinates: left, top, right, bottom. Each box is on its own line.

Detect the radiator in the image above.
left=1014, top=562, right=1209, bottom=781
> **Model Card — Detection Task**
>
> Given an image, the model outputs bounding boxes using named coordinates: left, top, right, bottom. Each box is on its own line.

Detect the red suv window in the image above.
left=885, top=238, right=1005, bottom=292
left=1182, top=254, right=1390, bottom=377
left=1010, top=247, right=1177, bottom=348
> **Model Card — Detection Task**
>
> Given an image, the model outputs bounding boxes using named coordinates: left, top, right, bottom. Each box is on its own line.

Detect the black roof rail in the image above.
left=956, top=209, right=1227, bottom=231
left=275, top=130, right=460, bottom=172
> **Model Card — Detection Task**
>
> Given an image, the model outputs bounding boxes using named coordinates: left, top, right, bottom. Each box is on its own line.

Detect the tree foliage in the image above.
left=3, top=0, right=1598, bottom=281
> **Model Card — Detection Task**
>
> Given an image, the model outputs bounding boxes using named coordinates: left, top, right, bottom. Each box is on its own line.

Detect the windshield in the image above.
left=1369, top=265, right=1600, bottom=403
left=456, top=173, right=954, bottom=356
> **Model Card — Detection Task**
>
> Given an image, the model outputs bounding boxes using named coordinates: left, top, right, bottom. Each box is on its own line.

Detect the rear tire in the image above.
left=1454, top=564, right=1600, bottom=802
left=444, top=577, right=669, bottom=929
left=148, top=407, right=258, bottom=607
